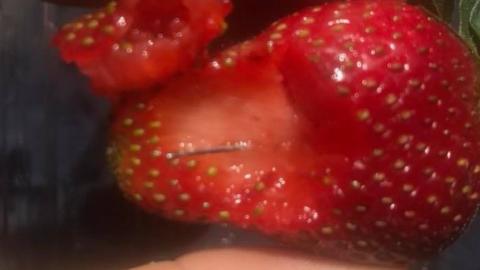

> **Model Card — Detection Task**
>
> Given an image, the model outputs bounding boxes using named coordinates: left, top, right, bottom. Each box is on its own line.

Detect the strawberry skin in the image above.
left=108, top=0, right=480, bottom=265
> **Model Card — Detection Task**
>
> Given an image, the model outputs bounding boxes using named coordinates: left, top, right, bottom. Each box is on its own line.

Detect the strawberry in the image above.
left=53, top=0, right=231, bottom=96
left=108, top=0, right=480, bottom=266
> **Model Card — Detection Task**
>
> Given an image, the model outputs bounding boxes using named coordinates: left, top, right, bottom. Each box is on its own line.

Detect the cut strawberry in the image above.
left=107, top=0, right=480, bottom=266
left=108, top=64, right=334, bottom=233
left=54, top=0, right=231, bottom=96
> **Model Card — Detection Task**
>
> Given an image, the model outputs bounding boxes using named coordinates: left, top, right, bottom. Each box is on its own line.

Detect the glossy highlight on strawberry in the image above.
left=54, top=0, right=231, bottom=96
left=78, top=0, right=480, bottom=266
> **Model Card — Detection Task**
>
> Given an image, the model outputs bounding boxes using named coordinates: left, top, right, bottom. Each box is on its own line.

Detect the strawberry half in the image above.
left=53, top=0, right=231, bottom=96
left=108, top=61, right=335, bottom=233
left=108, top=0, right=480, bottom=266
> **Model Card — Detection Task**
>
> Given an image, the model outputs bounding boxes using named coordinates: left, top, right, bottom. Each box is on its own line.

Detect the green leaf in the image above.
left=470, top=0, right=480, bottom=39
left=459, top=0, right=480, bottom=56
left=432, top=0, right=455, bottom=21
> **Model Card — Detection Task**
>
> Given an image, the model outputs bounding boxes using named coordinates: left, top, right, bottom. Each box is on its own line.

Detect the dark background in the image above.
left=0, top=0, right=479, bottom=269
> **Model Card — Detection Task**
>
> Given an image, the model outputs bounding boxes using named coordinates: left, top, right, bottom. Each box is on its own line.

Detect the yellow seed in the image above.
left=270, top=32, right=283, bottom=40
left=276, top=23, right=288, bottom=31
left=295, top=29, right=310, bottom=38
left=133, top=129, right=145, bottom=136
left=81, top=37, right=95, bottom=46
left=404, top=211, right=416, bottom=218
left=144, top=182, right=154, bottom=189
left=106, top=1, right=117, bottom=13
left=375, top=221, right=387, bottom=227
left=74, top=22, right=84, bottom=30
left=381, top=197, right=393, bottom=204
left=372, top=148, right=384, bottom=157
left=149, top=136, right=160, bottom=144
left=224, top=57, right=235, bottom=67
left=219, top=211, right=230, bottom=220
left=356, top=205, right=367, bottom=212
left=457, top=158, right=470, bottom=168
left=149, top=170, right=160, bottom=177
left=441, top=206, right=451, bottom=215
left=357, top=110, right=370, bottom=121
left=419, top=224, right=429, bottom=230
left=134, top=193, right=142, bottom=201
left=365, top=26, right=376, bottom=34
left=129, top=144, right=141, bottom=152
left=392, top=32, right=402, bottom=39
left=149, top=121, right=162, bottom=128
left=302, top=16, right=315, bottom=24
left=321, top=226, right=334, bottom=235
left=123, top=118, right=134, bottom=126
left=462, top=185, right=473, bottom=194
left=362, top=78, right=378, bottom=89
left=125, top=168, right=134, bottom=176
left=427, top=195, right=438, bottom=204
left=346, top=222, right=357, bottom=231
left=179, top=193, right=191, bottom=202
left=385, top=94, right=397, bottom=105
left=408, top=79, right=421, bottom=88
left=331, top=24, right=345, bottom=32
left=131, top=158, right=141, bottom=166
left=312, top=38, right=325, bottom=47
left=255, top=181, right=266, bottom=191
left=153, top=193, right=166, bottom=203
left=174, top=209, right=185, bottom=216
left=120, top=42, right=134, bottom=53
left=253, top=206, right=264, bottom=216
left=87, top=20, right=99, bottom=29
left=373, top=172, right=386, bottom=182
left=207, top=166, right=218, bottom=177
left=102, top=25, right=115, bottom=35
left=96, top=12, right=106, bottom=19
left=151, top=150, right=162, bottom=158
left=403, top=184, right=414, bottom=192
left=187, top=160, right=197, bottom=168
left=351, top=180, right=362, bottom=189
left=65, top=32, right=76, bottom=41
left=394, top=160, right=406, bottom=170
left=445, top=176, right=456, bottom=184
left=357, top=240, right=368, bottom=247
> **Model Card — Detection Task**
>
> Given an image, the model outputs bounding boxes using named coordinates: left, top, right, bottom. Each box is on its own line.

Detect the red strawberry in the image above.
left=108, top=0, right=480, bottom=265
left=54, top=0, right=231, bottom=96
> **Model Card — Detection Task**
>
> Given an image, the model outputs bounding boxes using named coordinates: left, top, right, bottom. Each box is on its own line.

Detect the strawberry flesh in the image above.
left=110, top=63, right=340, bottom=234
